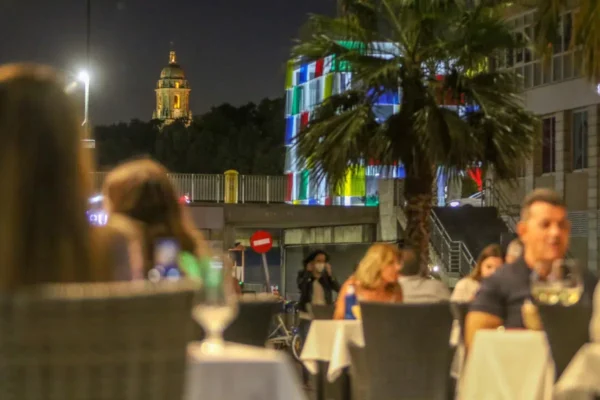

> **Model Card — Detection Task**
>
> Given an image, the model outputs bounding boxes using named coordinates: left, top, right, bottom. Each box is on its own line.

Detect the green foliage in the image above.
left=94, top=98, right=285, bottom=174
left=293, top=0, right=538, bottom=188
left=293, top=0, right=539, bottom=264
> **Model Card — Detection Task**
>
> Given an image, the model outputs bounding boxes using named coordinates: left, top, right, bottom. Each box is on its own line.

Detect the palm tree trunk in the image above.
left=403, top=171, right=434, bottom=273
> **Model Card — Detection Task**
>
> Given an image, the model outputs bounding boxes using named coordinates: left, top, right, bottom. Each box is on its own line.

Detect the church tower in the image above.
left=153, top=51, right=192, bottom=124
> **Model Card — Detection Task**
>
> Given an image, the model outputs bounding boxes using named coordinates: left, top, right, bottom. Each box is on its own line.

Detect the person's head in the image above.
left=355, top=243, right=402, bottom=289
left=517, top=188, right=569, bottom=266
left=505, top=239, right=523, bottom=264
left=103, top=158, right=205, bottom=271
left=0, top=64, right=106, bottom=290
left=399, top=248, right=421, bottom=277
left=470, top=244, right=504, bottom=281
left=304, top=250, right=329, bottom=274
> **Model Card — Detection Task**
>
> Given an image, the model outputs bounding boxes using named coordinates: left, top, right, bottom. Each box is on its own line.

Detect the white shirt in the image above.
left=451, top=277, right=481, bottom=303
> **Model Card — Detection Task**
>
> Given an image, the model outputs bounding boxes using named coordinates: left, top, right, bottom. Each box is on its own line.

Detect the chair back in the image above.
left=0, top=281, right=198, bottom=400
left=196, top=300, right=279, bottom=347
left=312, top=304, right=335, bottom=320
left=538, top=303, right=593, bottom=380
left=360, top=302, right=454, bottom=400
left=450, top=302, right=470, bottom=342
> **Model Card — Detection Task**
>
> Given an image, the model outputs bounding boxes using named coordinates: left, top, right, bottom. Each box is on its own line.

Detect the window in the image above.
left=572, top=110, right=589, bottom=170
left=174, top=94, right=181, bottom=109
left=542, top=117, right=556, bottom=173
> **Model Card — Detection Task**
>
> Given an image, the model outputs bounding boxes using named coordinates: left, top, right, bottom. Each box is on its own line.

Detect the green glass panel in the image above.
left=292, top=86, right=302, bottom=114
left=299, top=170, right=309, bottom=200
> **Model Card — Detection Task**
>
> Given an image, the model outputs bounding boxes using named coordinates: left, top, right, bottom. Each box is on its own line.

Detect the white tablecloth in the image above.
left=459, top=330, right=554, bottom=400
left=300, top=320, right=364, bottom=382
left=185, top=342, right=306, bottom=400
left=554, top=343, right=600, bottom=400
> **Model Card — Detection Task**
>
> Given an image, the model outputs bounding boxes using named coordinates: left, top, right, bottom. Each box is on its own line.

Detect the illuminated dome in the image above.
left=160, top=52, right=186, bottom=79
left=153, top=50, right=192, bottom=124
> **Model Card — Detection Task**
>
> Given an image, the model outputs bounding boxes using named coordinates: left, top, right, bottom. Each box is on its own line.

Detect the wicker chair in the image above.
left=538, top=303, right=593, bottom=381
left=358, top=302, right=454, bottom=400
left=312, top=304, right=335, bottom=320
left=0, top=281, right=199, bottom=400
left=195, top=300, right=279, bottom=347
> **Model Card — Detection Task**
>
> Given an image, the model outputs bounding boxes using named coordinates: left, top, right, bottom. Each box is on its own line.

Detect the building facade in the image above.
left=493, top=8, right=600, bottom=271
left=153, top=51, right=192, bottom=124
left=283, top=43, right=404, bottom=206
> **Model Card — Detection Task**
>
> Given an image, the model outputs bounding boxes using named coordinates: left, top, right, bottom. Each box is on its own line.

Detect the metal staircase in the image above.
left=393, top=181, right=475, bottom=284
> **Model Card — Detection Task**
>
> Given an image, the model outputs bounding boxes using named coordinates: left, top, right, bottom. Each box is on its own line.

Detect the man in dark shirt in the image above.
left=466, top=188, right=598, bottom=348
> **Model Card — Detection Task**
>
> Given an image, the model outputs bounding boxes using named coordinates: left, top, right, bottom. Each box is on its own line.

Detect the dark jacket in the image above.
left=297, top=270, right=341, bottom=312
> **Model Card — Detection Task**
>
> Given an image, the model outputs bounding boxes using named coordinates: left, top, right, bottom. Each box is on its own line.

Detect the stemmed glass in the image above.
left=192, top=251, right=238, bottom=353
left=530, top=259, right=583, bottom=306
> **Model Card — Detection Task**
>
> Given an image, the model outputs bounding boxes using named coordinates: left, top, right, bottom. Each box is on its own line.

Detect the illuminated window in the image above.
left=174, top=95, right=181, bottom=109
left=175, top=82, right=180, bottom=88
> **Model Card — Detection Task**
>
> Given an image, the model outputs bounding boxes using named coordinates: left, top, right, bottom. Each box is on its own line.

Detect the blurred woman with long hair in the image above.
left=0, top=64, right=110, bottom=290
left=334, top=243, right=403, bottom=320
left=102, top=159, right=207, bottom=276
left=451, top=244, right=503, bottom=303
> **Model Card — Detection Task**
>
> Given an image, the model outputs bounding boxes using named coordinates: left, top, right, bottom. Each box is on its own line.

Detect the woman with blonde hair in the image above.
left=334, top=243, right=403, bottom=320
left=451, top=244, right=503, bottom=303
left=0, top=64, right=110, bottom=289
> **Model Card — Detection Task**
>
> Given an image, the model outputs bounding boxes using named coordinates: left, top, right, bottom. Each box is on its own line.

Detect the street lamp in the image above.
left=78, top=70, right=90, bottom=127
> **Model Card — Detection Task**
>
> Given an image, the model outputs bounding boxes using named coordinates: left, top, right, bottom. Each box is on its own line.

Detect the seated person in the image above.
left=334, top=243, right=403, bottom=320
left=451, top=244, right=503, bottom=303
left=399, top=248, right=451, bottom=303
left=466, top=189, right=598, bottom=349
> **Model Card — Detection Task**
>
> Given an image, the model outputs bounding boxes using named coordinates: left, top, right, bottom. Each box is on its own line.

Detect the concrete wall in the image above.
left=494, top=78, right=600, bottom=272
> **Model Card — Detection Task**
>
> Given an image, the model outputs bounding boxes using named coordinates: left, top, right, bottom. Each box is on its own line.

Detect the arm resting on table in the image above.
left=465, top=311, right=502, bottom=350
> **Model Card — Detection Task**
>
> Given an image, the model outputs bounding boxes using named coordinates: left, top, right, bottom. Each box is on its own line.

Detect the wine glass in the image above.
left=530, top=259, right=584, bottom=306
left=192, top=251, right=238, bottom=353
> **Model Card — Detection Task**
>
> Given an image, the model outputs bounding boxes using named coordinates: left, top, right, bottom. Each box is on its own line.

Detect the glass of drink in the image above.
left=192, top=251, right=238, bottom=353
left=530, top=259, right=583, bottom=306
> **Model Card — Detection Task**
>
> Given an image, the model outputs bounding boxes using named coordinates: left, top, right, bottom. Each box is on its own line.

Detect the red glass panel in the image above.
left=301, top=112, right=310, bottom=128
left=315, top=59, right=324, bottom=77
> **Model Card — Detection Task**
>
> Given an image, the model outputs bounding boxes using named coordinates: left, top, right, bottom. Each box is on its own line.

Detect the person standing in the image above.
left=297, top=250, right=340, bottom=388
left=297, top=250, right=340, bottom=318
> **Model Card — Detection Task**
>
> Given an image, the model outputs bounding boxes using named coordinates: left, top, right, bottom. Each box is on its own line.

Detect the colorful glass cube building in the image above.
left=283, top=42, right=405, bottom=206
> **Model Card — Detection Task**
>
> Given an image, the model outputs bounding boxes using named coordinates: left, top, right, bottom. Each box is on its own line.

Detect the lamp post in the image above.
left=78, top=70, right=90, bottom=127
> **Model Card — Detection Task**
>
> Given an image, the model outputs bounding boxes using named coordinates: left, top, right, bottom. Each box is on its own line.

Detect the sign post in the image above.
left=250, top=230, right=273, bottom=293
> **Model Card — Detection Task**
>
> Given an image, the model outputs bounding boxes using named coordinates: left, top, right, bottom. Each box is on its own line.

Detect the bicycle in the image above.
left=266, top=300, right=303, bottom=361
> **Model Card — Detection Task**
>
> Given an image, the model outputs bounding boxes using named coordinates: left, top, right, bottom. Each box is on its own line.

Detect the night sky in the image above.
left=0, top=0, right=336, bottom=124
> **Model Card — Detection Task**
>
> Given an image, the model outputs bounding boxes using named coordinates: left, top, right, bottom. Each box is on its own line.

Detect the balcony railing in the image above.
left=92, top=173, right=288, bottom=204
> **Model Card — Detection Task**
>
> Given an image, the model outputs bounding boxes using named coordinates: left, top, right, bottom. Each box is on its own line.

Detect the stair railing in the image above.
left=430, top=211, right=476, bottom=276
left=483, top=179, right=520, bottom=232
left=393, top=179, right=475, bottom=276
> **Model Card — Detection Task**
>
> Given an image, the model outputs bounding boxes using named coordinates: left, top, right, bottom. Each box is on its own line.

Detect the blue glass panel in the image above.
left=397, top=164, right=406, bottom=179
left=368, top=87, right=400, bottom=105
left=299, top=64, right=309, bottom=84
left=285, top=117, right=295, bottom=146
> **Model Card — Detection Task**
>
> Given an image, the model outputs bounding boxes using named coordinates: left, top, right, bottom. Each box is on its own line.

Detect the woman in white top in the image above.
left=451, top=244, right=504, bottom=303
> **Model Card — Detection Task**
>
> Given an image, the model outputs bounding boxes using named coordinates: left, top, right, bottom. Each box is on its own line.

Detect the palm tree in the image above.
left=292, top=0, right=538, bottom=269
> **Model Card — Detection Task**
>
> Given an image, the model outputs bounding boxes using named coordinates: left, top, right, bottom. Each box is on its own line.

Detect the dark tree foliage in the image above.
left=93, top=98, right=285, bottom=175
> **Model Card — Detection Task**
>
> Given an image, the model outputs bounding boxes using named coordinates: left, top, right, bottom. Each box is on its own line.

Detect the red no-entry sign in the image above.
left=250, top=230, right=273, bottom=254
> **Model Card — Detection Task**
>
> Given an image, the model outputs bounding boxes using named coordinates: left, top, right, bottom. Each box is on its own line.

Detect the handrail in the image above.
left=430, top=211, right=475, bottom=275
left=483, top=178, right=519, bottom=232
